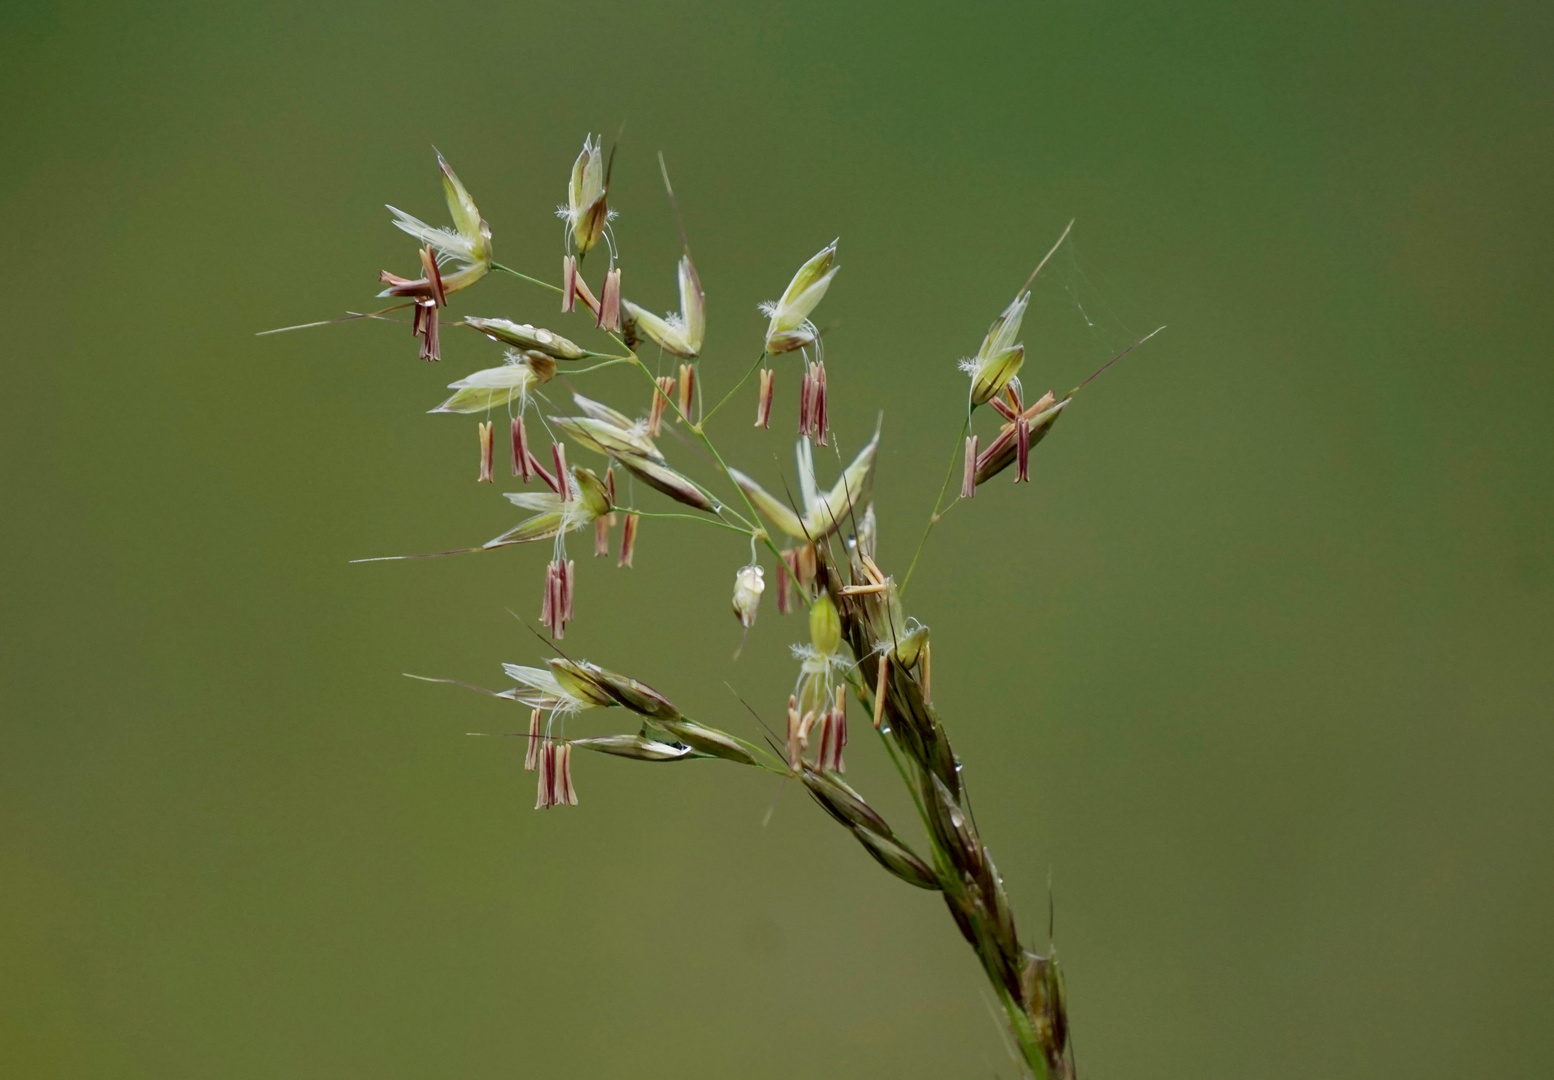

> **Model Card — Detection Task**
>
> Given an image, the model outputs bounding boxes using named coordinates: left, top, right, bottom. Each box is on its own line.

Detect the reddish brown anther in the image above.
left=873, top=654, right=889, bottom=730
left=618, top=512, right=638, bottom=568
left=556, top=743, right=578, bottom=806
left=380, top=246, right=452, bottom=340
left=973, top=389, right=1060, bottom=486
left=961, top=435, right=978, bottom=500
left=677, top=363, right=695, bottom=418
left=535, top=739, right=558, bottom=809
left=775, top=553, right=793, bottom=614
left=1015, top=417, right=1031, bottom=483
left=511, top=416, right=533, bottom=480
left=561, top=255, right=578, bottom=314
left=528, top=450, right=559, bottom=494
left=860, top=555, right=887, bottom=587
left=921, top=640, right=932, bottom=704
left=647, top=376, right=674, bottom=436
left=594, top=470, right=616, bottom=558
left=755, top=367, right=775, bottom=428
left=786, top=695, right=802, bottom=770
left=384, top=246, right=451, bottom=362
left=814, top=362, right=828, bottom=445
left=410, top=298, right=440, bottom=362
left=796, top=708, right=816, bottom=758
left=541, top=558, right=576, bottom=638
left=562, top=558, right=575, bottom=623
left=799, top=360, right=828, bottom=445
left=525, top=708, right=542, bottom=771
left=792, top=544, right=817, bottom=590
left=831, top=688, right=849, bottom=771
left=541, top=563, right=559, bottom=637
left=571, top=264, right=601, bottom=318
left=599, top=267, right=622, bottom=333
left=419, top=246, right=447, bottom=308
left=477, top=421, right=494, bottom=483
left=562, top=254, right=602, bottom=318
left=812, top=690, right=847, bottom=773
left=551, top=443, right=570, bottom=497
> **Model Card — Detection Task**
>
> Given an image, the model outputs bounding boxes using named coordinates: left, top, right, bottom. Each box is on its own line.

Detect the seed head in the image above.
left=809, top=592, right=841, bottom=656
left=551, top=413, right=659, bottom=463
left=463, top=317, right=586, bottom=361
left=500, top=661, right=605, bottom=716
left=790, top=590, right=848, bottom=758
left=850, top=826, right=940, bottom=890
left=895, top=623, right=929, bottom=670
left=729, top=431, right=879, bottom=542
left=961, top=292, right=1030, bottom=405
left=562, top=135, right=611, bottom=257
left=618, top=454, right=712, bottom=512
left=731, top=564, right=765, bottom=628
left=582, top=662, right=682, bottom=722
left=655, top=718, right=757, bottom=766
left=967, top=344, right=1025, bottom=406
left=621, top=255, right=705, bottom=359
left=552, top=396, right=711, bottom=513
left=546, top=657, right=618, bottom=708
left=381, top=152, right=493, bottom=300
left=800, top=765, right=889, bottom=834
left=762, top=241, right=839, bottom=354
left=432, top=350, right=556, bottom=414
left=569, top=733, right=697, bottom=762
left=1022, top=951, right=1072, bottom=1079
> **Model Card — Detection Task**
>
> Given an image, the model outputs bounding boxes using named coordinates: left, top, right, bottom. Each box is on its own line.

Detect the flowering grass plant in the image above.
left=271, top=136, right=1161, bottom=1078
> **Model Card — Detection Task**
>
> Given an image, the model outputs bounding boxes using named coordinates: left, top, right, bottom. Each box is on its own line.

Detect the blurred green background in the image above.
left=3, top=1, right=1551, bottom=1076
